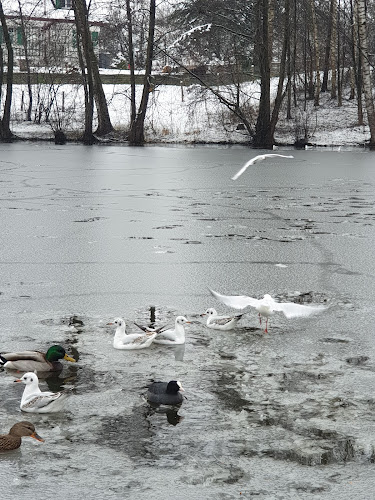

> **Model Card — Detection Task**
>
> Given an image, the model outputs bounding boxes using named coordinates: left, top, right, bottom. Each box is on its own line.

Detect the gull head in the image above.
left=176, top=316, right=190, bottom=326
left=15, top=372, right=39, bottom=386
left=263, top=294, right=273, bottom=302
left=108, top=318, right=125, bottom=328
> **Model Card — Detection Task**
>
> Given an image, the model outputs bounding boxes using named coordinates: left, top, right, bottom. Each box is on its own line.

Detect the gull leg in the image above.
left=258, top=313, right=262, bottom=325
left=264, top=318, right=268, bottom=334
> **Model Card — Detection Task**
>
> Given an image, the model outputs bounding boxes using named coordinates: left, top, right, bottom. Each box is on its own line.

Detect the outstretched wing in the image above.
left=232, top=154, right=294, bottom=180
left=231, top=156, right=265, bottom=180
left=273, top=301, right=327, bottom=319
left=209, top=288, right=259, bottom=310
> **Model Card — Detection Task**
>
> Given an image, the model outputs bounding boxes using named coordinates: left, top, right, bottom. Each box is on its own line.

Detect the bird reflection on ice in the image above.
left=174, top=343, right=185, bottom=361
left=145, top=405, right=184, bottom=426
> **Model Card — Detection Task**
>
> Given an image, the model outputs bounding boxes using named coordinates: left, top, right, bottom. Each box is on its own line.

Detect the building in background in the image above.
left=1, top=0, right=107, bottom=70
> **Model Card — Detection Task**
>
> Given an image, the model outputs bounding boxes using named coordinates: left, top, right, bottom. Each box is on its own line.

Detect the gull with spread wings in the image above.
left=232, top=154, right=294, bottom=180
left=209, top=288, right=327, bottom=333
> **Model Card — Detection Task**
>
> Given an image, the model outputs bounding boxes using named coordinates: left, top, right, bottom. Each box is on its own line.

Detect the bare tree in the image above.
left=350, top=0, right=364, bottom=124
left=330, top=0, right=338, bottom=99
left=17, top=0, right=32, bottom=121
left=309, top=0, right=320, bottom=106
left=0, top=0, right=14, bottom=141
left=321, top=0, right=334, bottom=92
left=252, top=0, right=273, bottom=148
left=126, top=0, right=136, bottom=127
left=286, top=0, right=296, bottom=119
left=72, top=0, right=95, bottom=144
left=355, top=0, right=375, bottom=147
left=128, top=0, right=156, bottom=145
left=73, top=0, right=113, bottom=142
left=270, top=0, right=290, bottom=136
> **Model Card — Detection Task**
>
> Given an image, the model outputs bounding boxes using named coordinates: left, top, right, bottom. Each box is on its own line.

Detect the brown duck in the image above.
left=0, top=421, right=44, bottom=451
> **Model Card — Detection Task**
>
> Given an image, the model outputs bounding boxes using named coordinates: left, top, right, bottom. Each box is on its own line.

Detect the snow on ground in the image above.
left=274, top=91, right=369, bottom=148
left=7, top=79, right=371, bottom=147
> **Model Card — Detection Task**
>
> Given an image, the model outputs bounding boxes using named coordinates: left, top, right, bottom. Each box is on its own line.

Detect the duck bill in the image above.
left=30, top=432, right=44, bottom=442
left=63, top=354, right=76, bottom=363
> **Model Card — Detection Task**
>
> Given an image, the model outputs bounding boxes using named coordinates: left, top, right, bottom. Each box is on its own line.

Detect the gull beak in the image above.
left=200, top=313, right=206, bottom=317
left=64, top=354, right=76, bottom=363
left=14, top=379, right=22, bottom=383
left=30, top=432, right=44, bottom=442
left=107, top=322, right=114, bottom=326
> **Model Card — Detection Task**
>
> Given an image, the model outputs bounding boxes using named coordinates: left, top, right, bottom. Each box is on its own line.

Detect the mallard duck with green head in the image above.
left=0, top=345, right=76, bottom=372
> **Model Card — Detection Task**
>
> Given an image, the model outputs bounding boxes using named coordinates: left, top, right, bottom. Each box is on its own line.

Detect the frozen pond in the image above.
left=0, top=143, right=375, bottom=499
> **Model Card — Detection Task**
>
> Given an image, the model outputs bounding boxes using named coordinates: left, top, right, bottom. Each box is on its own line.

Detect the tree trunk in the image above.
left=126, top=0, right=136, bottom=127
left=73, top=0, right=113, bottom=141
left=253, top=0, right=273, bottom=149
left=337, top=0, right=342, bottom=107
left=17, top=0, right=32, bottom=121
left=303, top=13, right=308, bottom=111
left=351, top=0, right=363, bottom=124
left=0, top=45, right=3, bottom=105
left=91, top=51, right=113, bottom=135
left=307, top=36, right=314, bottom=101
left=310, top=0, right=320, bottom=106
left=0, top=0, right=14, bottom=141
left=73, top=0, right=95, bottom=144
left=356, top=0, right=375, bottom=147
left=270, top=0, right=289, bottom=137
left=292, top=0, right=298, bottom=109
left=321, top=0, right=334, bottom=92
left=285, top=0, right=294, bottom=120
left=268, top=0, right=274, bottom=67
left=85, top=0, right=113, bottom=136
left=330, top=0, right=337, bottom=99
left=349, top=67, right=355, bottom=100
left=128, top=0, right=156, bottom=145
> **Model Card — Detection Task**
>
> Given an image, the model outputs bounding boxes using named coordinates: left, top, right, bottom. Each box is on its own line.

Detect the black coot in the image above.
left=147, top=380, right=184, bottom=405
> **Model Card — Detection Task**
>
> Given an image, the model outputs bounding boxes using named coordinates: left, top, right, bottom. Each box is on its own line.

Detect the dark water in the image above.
left=1, top=144, right=375, bottom=499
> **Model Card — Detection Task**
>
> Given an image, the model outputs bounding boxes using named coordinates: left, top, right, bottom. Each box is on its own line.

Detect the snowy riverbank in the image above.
left=8, top=80, right=371, bottom=148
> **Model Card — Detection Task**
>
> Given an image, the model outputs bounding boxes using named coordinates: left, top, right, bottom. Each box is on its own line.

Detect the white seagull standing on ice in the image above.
left=232, top=154, right=294, bottom=180
left=209, top=288, right=326, bottom=333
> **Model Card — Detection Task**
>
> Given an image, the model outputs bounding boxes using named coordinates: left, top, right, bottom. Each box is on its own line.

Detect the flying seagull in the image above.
left=209, top=288, right=327, bottom=333
left=232, top=154, right=294, bottom=180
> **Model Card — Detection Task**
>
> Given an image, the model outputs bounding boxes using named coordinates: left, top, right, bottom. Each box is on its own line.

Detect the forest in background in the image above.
left=1, top=0, right=375, bottom=149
